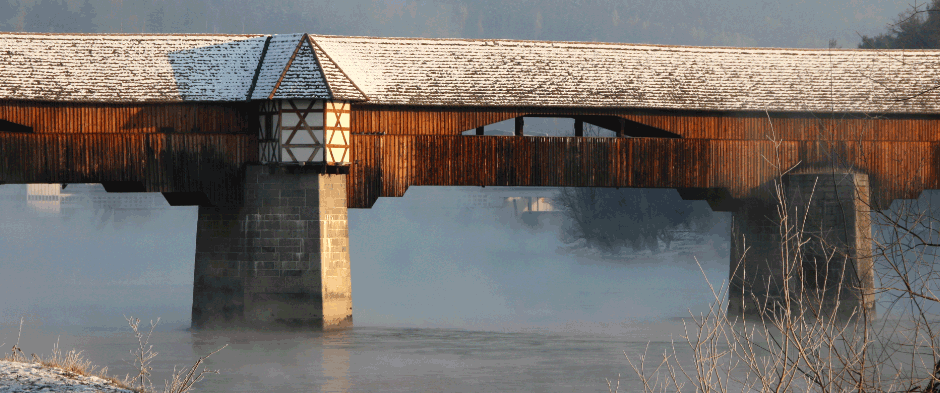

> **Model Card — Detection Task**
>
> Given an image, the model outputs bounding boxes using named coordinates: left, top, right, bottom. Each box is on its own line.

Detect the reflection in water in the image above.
left=0, top=184, right=735, bottom=391
left=0, top=324, right=701, bottom=393
left=322, top=331, right=350, bottom=393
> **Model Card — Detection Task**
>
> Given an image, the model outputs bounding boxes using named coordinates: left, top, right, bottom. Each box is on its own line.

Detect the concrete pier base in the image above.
left=728, top=171, right=875, bottom=320
left=191, top=165, right=351, bottom=330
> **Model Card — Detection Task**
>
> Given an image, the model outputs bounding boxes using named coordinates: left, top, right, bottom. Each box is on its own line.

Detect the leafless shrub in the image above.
left=32, top=336, right=97, bottom=377
left=621, top=115, right=940, bottom=393
left=4, top=317, right=25, bottom=362
left=121, top=315, right=227, bottom=393
left=123, top=315, right=160, bottom=390
left=162, top=344, right=228, bottom=393
left=1, top=315, right=226, bottom=393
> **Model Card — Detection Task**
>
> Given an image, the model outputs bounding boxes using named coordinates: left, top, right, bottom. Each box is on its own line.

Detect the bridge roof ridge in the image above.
left=5, top=32, right=940, bottom=113
left=252, top=33, right=304, bottom=100
left=307, top=36, right=368, bottom=102
left=272, top=34, right=330, bottom=100
left=306, top=33, right=940, bottom=53
left=249, top=34, right=367, bottom=101
left=310, top=34, right=940, bottom=112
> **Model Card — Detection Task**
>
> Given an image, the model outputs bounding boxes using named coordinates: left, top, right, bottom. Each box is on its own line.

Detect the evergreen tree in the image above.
left=860, top=0, right=940, bottom=49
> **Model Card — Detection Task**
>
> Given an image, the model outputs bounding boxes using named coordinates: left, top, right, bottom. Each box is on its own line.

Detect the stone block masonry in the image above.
left=728, top=171, right=875, bottom=320
left=192, top=165, right=351, bottom=329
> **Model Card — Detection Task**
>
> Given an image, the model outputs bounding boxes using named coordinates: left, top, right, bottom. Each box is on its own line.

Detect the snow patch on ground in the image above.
left=0, top=360, right=132, bottom=393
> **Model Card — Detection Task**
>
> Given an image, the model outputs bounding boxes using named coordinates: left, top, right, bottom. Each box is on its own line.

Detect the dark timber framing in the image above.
left=2, top=102, right=940, bottom=211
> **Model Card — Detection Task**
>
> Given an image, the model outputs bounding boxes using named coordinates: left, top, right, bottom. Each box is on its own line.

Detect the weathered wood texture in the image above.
left=0, top=133, right=257, bottom=205
left=0, top=100, right=255, bottom=134
left=349, top=135, right=936, bottom=210
left=3, top=101, right=939, bottom=210
left=352, top=105, right=940, bottom=141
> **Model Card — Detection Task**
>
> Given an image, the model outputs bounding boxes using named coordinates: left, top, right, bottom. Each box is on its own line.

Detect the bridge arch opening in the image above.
left=459, top=115, right=680, bottom=138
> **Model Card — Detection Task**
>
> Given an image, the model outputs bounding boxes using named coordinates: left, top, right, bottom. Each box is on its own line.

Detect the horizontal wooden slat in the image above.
left=2, top=101, right=938, bottom=211
left=349, top=135, right=935, bottom=210
left=353, top=105, right=940, bottom=141
left=0, top=100, right=255, bottom=134
left=0, top=133, right=257, bottom=205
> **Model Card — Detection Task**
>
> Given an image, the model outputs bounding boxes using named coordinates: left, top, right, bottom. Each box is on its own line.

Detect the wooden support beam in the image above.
left=574, top=119, right=583, bottom=137
left=515, top=117, right=524, bottom=136
left=617, top=118, right=625, bottom=138
left=476, top=126, right=484, bottom=135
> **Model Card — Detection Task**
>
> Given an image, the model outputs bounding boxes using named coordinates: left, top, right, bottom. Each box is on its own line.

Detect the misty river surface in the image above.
left=2, top=322, right=704, bottom=392
left=1, top=184, right=731, bottom=392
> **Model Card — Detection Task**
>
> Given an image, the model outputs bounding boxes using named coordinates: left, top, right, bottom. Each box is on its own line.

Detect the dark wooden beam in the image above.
left=162, top=191, right=213, bottom=206
left=544, top=114, right=680, bottom=138
left=617, top=118, right=625, bottom=138
left=575, top=119, right=583, bottom=137
left=0, top=119, right=32, bottom=133
left=515, top=117, right=524, bottom=136
left=101, top=181, right=147, bottom=193
left=476, top=126, right=484, bottom=135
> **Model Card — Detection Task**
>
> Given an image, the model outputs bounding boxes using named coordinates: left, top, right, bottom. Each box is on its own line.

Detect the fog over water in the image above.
left=0, top=181, right=729, bottom=333
left=0, top=178, right=733, bottom=392
left=0, top=0, right=923, bottom=390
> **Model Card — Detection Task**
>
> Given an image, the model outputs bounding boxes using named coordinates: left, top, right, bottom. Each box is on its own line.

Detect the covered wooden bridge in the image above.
left=1, top=32, right=937, bottom=327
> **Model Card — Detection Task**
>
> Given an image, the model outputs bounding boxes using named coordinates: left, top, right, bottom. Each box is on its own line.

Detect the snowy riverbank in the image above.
left=0, top=360, right=133, bottom=393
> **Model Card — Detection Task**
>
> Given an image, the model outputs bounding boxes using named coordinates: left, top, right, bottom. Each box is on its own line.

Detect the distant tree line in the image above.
left=859, top=0, right=940, bottom=49
left=557, top=187, right=720, bottom=254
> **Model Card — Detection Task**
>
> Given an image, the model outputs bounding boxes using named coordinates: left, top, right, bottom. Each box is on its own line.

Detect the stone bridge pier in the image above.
left=191, top=165, right=352, bottom=330
left=727, top=171, right=875, bottom=320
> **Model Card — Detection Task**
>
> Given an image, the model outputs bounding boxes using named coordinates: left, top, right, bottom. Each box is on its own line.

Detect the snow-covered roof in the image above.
left=312, top=34, right=940, bottom=113
left=0, top=33, right=268, bottom=102
left=250, top=33, right=366, bottom=101
left=4, top=32, right=940, bottom=113
left=251, top=33, right=304, bottom=100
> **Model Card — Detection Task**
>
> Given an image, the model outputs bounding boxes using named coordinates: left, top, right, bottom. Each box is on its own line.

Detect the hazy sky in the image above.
left=0, top=0, right=916, bottom=48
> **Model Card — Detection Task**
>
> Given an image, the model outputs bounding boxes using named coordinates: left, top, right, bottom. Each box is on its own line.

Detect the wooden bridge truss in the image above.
left=1, top=99, right=938, bottom=210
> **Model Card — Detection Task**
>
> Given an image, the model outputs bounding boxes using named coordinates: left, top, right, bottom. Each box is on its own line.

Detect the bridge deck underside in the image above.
left=2, top=100, right=940, bottom=211
left=0, top=133, right=256, bottom=206
left=1, top=133, right=934, bottom=210
left=350, top=135, right=938, bottom=210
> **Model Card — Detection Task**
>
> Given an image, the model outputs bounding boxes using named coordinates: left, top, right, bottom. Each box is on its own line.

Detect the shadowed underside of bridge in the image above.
left=3, top=131, right=936, bottom=211
left=2, top=101, right=939, bottom=211
left=350, top=134, right=939, bottom=210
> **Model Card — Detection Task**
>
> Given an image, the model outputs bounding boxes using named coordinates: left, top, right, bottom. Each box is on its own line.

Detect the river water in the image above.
left=0, top=185, right=730, bottom=392
left=6, top=185, right=940, bottom=391
left=3, top=321, right=706, bottom=392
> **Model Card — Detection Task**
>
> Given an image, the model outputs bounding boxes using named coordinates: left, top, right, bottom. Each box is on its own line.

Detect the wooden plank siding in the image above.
left=352, top=105, right=940, bottom=141
left=0, top=133, right=257, bottom=205
left=349, top=135, right=937, bottom=210
left=2, top=101, right=939, bottom=210
left=0, top=100, right=255, bottom=134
